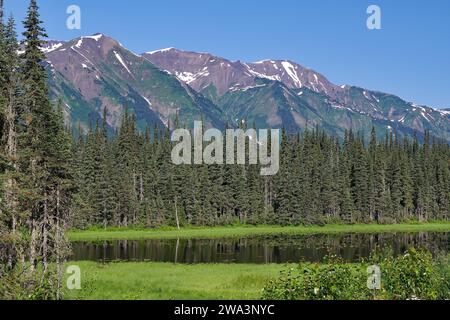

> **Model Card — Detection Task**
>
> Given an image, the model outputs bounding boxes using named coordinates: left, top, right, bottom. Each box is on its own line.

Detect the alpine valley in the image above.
left=43, top=33, right=450, bottom=141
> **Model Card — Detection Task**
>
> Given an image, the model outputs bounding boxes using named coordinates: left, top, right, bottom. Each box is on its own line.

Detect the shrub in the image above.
left=434, top=254, right=450, bottom=300
left=261, top=267, right=303, bottom=300
left=376, top=248, right=442, bottom=300
left=262, top=248, right=450, bottom=300
left=262, top=256, right=371, bottom=300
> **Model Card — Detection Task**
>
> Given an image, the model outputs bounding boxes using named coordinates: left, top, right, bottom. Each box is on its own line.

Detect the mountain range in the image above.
left=42, top=33, right=450, bottom=141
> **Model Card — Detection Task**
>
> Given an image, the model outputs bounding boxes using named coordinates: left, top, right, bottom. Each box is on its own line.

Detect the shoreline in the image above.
left=68, top=222, right=450, bottom=241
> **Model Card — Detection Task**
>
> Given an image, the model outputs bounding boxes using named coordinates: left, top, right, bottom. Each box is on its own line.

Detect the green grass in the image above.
left=63, top=223, right=450, bottom=300
left=64, top=262, right=286, bottom=300
left=68, top=222, right=450, bottom=241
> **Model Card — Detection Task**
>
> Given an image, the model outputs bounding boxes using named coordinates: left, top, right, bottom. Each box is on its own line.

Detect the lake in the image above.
left=70, top=232, right=450, bottom=264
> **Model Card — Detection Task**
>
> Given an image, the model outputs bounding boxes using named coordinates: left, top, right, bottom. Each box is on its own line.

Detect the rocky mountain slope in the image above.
left=44, top=34, right=224, bottom=133
left=43, top=33, right=450, bottom=141
left=144, top=47, right=450, bottom=141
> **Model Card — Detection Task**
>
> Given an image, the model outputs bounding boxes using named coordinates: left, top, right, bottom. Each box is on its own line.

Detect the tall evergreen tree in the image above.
left=1, top=14, right=23, bottom=270
left=20, top=0, right=72, bottom=279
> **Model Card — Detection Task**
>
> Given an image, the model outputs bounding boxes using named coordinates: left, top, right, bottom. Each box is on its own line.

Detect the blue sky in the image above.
left=4, top=0, right=450, bottom=109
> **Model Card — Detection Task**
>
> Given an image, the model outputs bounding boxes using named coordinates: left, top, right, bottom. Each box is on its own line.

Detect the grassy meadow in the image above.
left=63, top=262, right=286, bottom=300
left=68, top=222, right=450, bottom=241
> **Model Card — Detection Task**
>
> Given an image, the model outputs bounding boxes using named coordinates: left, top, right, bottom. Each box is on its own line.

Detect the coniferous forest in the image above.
left=0, top=0, right=449, bottom=301
left=71, top=115, right=450, bottom=229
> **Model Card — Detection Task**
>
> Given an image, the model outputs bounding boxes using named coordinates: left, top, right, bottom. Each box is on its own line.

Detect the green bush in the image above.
left=262, top=248, right=450, bottom=300
left=261, top=267, right=303, bottom=300
left=262, top=256, right=371, bottom=300
left=435, top=254, right=450, bottom=300
left=376, top=248, right=441, bottom=300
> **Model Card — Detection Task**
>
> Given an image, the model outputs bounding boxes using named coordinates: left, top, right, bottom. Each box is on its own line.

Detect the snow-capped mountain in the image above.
left=143, top=48, right=256, bottom=98
left=44, top=34, right=224, bottom=133
left=43, top=33, right=450, bottom=142
left=143, top=49, right=341, bottom=100
left=143, top=46, right=450, bottom=141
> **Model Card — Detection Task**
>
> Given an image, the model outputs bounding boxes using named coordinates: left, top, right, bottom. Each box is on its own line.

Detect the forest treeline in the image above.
left=71, top=111, right=450, bottom=229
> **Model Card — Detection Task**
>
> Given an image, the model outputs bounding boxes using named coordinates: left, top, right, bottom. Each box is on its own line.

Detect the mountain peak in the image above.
left=245, top=59, right=342, bottom=97
left=49, top=33, right=142, bottom=62
left=143, top=48, right=343, bottom=99
left=71, top=33, right=112, bottom=48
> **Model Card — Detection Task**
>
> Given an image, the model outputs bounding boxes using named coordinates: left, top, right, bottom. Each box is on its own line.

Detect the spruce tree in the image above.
left=1, top=14, right=23, bottom=270
left=20, top=0, right=72, bottom=277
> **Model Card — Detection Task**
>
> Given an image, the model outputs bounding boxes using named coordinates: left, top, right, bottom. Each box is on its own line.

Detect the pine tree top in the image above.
left=22, top=0, right=47, bottom=69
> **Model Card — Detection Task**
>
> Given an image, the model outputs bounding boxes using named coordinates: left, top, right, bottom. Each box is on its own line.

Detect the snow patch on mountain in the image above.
left=41, top=42, right=63, bottom=53
left=75, top=39, right=83, bottom=48
left=253, top=60, right=270, bottom=64
left=421, top=110, right=434, bottom=122
left=332, top=103, right=354, bottom=112
left=146, top=48, right=175, bottom=55
left=281, top=61, right=302, bottom=88
left=175, top=72, right=195, bottom=83
left=70, top=47, right=95, bottom=66
left=242, top=84, right=267, bottom=91
left=84, top=34, right=104, bottom=41
left=76, top=34, right=104, bottom=48
left=113, top=51, right=132, bottom=75
left=142, top=95, right=152, bottom=107
left=363, top=91, right=371, bottom=100
left=230, top=84, right=267, bottom=92
left=438, top=110, right=450, bottom=116
left=175, top=69, right=210, bottom=84
left=244, top=64, right=280, bottom=81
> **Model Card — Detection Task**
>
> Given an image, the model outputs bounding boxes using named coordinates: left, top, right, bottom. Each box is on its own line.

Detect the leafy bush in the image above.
left=262, top=256, right=370, bottom=300
left=435, top=254, right=450, bottom=299
left=262, top=248, right=450, bottom=300
left=261, top=267, right=303, bottom=300
left=375, top=248, right=442, bottom=300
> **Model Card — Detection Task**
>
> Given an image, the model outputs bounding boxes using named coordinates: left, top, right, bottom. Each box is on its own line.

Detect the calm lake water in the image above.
left=70, top=232, right=450, bottom=264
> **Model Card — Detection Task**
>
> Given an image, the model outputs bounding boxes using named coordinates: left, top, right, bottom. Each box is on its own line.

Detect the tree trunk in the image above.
left=175, top=196, right=180, bottom=230
left=174, top=238, right=179, bottom=263
left=29, top=220, right=37, bottom=273
left=4, top=82, right=19, bottom=269
left=56, top=188, right=63, bottom=300
left=139, top=173, right=144, bottom=203
left=42, top=191, right=49, bottom=272
left=103, top=206, right=107, bottom=230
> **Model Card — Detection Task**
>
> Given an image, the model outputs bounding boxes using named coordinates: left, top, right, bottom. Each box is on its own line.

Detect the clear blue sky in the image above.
left=4, top=0, right=450, bottom=109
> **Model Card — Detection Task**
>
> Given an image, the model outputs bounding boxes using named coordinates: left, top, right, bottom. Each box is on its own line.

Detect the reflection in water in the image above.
left=70, top=232, right=450, bottom=264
